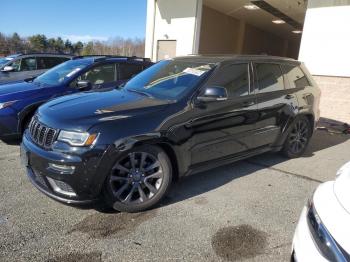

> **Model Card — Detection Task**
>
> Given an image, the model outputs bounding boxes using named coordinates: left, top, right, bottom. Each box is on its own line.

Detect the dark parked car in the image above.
left=0, top=53, right=72, bottom=84
left=0, top=55, right=153, bottom=140
left=21, top=55, right=321, bottom=212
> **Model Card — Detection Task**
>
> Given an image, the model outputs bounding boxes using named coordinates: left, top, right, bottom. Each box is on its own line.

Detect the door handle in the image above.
left=243, top=101, right=255, bottom=107
left=285, top=94, right=294, bottom=100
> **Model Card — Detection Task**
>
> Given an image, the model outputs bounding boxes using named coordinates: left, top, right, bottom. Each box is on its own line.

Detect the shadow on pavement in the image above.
left=159, top=128, right=349, bottom=208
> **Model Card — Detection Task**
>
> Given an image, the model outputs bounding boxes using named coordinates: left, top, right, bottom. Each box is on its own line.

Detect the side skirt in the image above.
left=184, top=145, right=272, bottom=176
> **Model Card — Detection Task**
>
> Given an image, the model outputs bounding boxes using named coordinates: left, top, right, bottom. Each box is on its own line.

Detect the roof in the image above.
left=7, top=53, right=73, bottom=58
left=173, top=54, right=300, bottom=64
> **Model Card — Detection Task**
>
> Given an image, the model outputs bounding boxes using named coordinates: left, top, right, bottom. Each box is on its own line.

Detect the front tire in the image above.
left=103, top=145, right=172, bottom=213
left=282, top=116, right=312, bottom=158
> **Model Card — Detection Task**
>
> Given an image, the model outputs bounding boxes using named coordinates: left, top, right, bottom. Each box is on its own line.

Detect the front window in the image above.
left=34, top=59, right=92, bottom=86
left=8, top=59, right=21, bottom=72
left=70, top=63, right=116, bottom=88
left=124, top=60, right=215, bottom=100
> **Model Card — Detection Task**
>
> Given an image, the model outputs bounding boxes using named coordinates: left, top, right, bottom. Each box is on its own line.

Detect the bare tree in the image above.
left=0, top=32, right=145, bottom=57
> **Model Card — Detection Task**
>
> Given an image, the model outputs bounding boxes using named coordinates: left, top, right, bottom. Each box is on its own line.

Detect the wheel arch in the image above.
left=111, top=134, right=181, bottom=182
left=17, top=102, right=42, bottom=133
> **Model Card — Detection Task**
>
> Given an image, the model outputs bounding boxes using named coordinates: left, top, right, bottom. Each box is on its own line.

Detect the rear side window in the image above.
left=255, top=63, right=284, bottom=93
left=283, top=65, right=310, bottom=89
left=37, top=57, right=69, bottom=69
left=119, top=63, right=143, bottom=80
left=210, top=63, right=250, bottom=98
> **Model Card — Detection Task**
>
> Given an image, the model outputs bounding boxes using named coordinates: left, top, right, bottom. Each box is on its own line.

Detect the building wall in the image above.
left=198, top=6, right=240, bottom=54
left=299, top=0, right=350, bottom=77
left=145, top=0, right=202, bottom=61
left=314, top=75, right=350, bottom=123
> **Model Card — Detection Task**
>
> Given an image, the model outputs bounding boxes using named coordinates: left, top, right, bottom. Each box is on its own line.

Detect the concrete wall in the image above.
left=314, top=75, right=350, bottom=123
left=299, top=0, right=350, bottom=77
left=145, top=0, right=202, bottom=61
left=198, top=6, right=240, bottom=54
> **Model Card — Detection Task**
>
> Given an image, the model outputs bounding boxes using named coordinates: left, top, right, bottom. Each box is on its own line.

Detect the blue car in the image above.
left=0, top=56, right=152, bottom=140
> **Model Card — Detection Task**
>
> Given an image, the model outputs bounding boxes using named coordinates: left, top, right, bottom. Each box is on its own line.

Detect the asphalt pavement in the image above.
left=0, top=129, right=349, bottom=262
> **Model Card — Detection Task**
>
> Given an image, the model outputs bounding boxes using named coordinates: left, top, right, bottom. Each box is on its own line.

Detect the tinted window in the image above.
left=283, top=65, right=310, bottom=89
left=78, top=64, right=116, bottom=85
left=255, top=63, right=284, bottom=93
left=37, top=57, right=69, bottom=69
left=119, top=63, right=143, bottom=80
left=20, top=57, right=37, bottom=71
left=210, top=63, right=249, bottom=98
left=124, top=60, right=215, bottom=100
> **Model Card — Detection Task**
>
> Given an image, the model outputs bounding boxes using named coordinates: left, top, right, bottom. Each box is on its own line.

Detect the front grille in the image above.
left=29, top=118, right=58, bottom=148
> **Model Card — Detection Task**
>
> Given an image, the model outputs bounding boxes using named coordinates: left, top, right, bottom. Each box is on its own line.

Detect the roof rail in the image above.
left=73, top=55, right=151, bottom=62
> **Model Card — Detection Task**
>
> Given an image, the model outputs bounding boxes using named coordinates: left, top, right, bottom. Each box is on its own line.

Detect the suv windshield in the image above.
left=124, top=60, right=215, bottom=100
left=33, top=59, right=92, bottom=85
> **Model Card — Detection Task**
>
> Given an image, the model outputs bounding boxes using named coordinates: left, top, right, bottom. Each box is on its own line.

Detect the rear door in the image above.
left=253, top=62, right=299, bottom=147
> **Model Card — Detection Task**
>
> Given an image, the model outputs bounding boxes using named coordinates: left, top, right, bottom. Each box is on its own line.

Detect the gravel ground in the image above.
left=0, top=129, right=349, bottom=262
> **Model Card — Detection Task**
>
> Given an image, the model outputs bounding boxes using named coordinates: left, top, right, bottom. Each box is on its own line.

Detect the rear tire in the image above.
left=282, top=116, right=312, bottom=158
left=103, top=145, right=172, bottom=213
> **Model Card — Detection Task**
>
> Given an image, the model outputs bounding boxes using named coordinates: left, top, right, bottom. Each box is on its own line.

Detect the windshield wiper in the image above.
left=127, top=88, right=154, bottom=99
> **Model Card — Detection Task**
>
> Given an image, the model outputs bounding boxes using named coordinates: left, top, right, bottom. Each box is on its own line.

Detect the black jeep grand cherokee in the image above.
left=21, top=55, right=320, bottom=212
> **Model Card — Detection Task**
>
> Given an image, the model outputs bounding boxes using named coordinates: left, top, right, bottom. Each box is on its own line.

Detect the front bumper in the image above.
left=21, top=131, right=112, bottom=205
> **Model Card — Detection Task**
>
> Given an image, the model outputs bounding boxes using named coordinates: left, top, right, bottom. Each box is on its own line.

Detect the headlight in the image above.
left=307, top=198, right=348, bottom=261
left=0, top=100, right=17, bottom=110
left=57, top=130, right=98, bottom=147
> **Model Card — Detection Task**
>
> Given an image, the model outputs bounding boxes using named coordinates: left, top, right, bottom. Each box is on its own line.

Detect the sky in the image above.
left=0, top=0, right=147, bottom=42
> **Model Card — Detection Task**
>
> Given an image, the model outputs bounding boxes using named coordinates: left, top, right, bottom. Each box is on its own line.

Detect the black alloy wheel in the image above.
left=104, top=145, right=172, bottom=212
left=283, top=116, right=312, bottom=158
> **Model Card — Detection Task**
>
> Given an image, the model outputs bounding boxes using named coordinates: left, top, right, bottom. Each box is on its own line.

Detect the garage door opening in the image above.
left=198, top=0, right=306, bottom=59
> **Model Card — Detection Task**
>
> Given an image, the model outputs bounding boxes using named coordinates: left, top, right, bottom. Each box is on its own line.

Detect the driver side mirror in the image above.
left=76, top=80, right=92, bottom=90
left=197, top=86, right=228, bottom=103
left=1, top=66, right=14, bottom=72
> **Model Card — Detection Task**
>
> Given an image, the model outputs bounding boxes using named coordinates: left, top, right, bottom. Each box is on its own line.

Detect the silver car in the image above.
left=0, top=53, right=72, bottom=85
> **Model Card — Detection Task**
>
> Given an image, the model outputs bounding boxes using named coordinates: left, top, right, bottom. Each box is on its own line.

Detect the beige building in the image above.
left=145, top=0, right=350, bottom=123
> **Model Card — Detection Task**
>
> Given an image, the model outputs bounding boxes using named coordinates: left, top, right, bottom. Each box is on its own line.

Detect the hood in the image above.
left=37, top=89, right=170, bottom=131
left=0, top=81, right=37, bottom=97
left=333, top=161, right=350, bottom=214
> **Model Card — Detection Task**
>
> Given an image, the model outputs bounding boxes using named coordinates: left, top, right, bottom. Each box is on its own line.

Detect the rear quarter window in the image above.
left=282, top=65, right=310, bottom=89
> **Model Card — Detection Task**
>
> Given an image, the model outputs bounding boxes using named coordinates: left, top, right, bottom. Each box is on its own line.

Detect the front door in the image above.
left=188, top=62, right=259, bottom=165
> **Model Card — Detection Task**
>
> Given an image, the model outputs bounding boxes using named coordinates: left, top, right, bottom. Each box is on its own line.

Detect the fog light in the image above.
left=48, top=163, right=75, bottom=175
